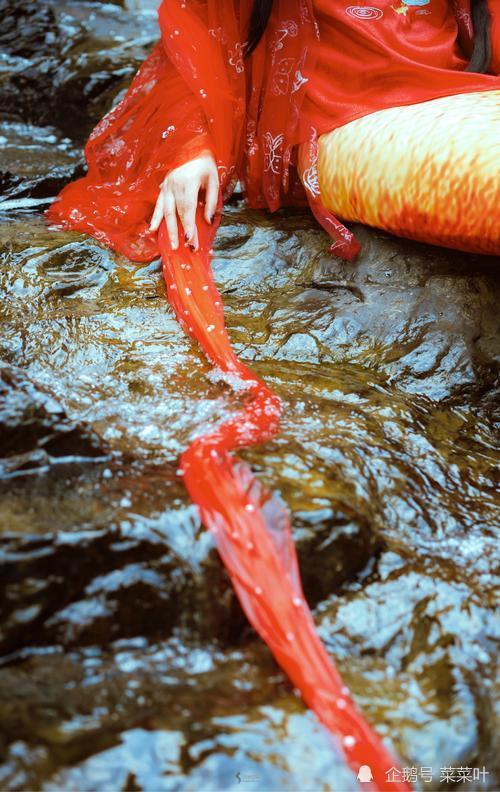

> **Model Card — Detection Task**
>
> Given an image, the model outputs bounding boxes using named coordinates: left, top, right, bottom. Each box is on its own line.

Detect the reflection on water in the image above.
left=0, top=1, right=499, bottom=791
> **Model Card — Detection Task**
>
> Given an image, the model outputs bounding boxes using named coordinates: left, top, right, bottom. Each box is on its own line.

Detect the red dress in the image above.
left=300, top=0, right=499, bottom=137
left=47, top=0, right=499, bottom=262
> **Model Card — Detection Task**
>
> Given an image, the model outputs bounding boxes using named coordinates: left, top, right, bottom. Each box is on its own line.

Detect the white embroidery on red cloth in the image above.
left=273, top=20, right=299, bottom=53
left=302, top=164, right=320, bottom=196
left=263, top=132, right=284, bottom=174
left=346, top=6, right=384, bottom=19
left=452, top=3, right=473, bottom=36
left=272, top=58, right=295, bottom=95
left=246, top=119, right=258, bottom=157
left=228, top=42, right=245, bottom=73
left=299, top=0, right=313, bottom=24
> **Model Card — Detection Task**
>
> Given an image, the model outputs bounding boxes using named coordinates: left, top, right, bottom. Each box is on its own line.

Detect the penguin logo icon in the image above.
left=357, top=765, right=374, bottom=783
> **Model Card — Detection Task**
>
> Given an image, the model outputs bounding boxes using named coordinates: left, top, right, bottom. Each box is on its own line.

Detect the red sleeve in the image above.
left=47, top=33, right=216, bottom=261
left=488, top=0, right=500, bottom=74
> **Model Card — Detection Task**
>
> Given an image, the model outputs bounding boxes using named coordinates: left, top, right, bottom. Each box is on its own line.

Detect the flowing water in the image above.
left=0, top=1, right=499, bottom=790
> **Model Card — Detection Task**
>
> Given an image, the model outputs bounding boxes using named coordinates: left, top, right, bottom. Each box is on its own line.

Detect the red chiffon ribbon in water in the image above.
left=159, top=210, right=410, bottom=792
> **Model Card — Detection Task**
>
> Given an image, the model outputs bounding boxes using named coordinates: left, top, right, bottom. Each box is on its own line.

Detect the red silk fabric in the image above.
left=47, top=0, right=364, bottom=259
left=300, top=0, right=500, bottom=138
left=158, top=208, right=411, bottom=792
left=47, top=0, right=499, bottom=263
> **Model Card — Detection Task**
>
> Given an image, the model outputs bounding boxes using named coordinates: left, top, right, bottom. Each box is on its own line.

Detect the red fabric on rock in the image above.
left=299, top=0, right=499, bottom=138
left=47, top=0, right=499, bottom=263
left=47, top=0, right=363, bottom=260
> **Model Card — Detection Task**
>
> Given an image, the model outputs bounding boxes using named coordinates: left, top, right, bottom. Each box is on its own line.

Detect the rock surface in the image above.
left=0, top=2, right=498, bottom=791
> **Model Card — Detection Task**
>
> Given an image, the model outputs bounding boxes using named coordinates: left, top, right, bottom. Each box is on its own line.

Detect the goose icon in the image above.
left=357, top=765, right=374, bottom=783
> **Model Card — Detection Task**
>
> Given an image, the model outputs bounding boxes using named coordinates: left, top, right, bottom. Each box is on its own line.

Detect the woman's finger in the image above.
left=176, top=185, right=199, bottom=250
left=149, top=191, right=164, bottom=233
left=204, top=169, right=219, bottom=224
left=163, top=189, right=179, bottom=250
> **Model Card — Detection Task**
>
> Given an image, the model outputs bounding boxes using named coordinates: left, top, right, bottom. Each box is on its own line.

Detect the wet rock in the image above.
left=0, top=452, right=250, bottom=653
left=0, top=0, right=157, bottom=140
left=0, top=207, right=498, bottom=790
left=287, top=481, right=381, bottom=606
left=218, top=211, right=500, bottom=404
left=0, top=364, right=107, bottom=476
left=0, top=206, right=498, bottom=788
left=0, top=636, right=358, bottom=792
left=315, top=550, right=499, bottom=778
left=0, top=122, right=83, bottom=202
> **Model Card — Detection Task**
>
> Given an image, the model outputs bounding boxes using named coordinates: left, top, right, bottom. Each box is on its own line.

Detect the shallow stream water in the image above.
left=0, top=2, right=499, bottom=790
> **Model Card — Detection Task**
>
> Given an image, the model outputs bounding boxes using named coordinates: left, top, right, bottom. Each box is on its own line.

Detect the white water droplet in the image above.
left=245, top=503, right=255, bottom=512
left=246, top=541, right=254, bottom=550
left=337, top=698, right=347, bottom=709
left=254, top=586, right=263, bottom=595
left=292, top=597, right=302, bottom=607
left=343, top=735, right=356, bottom=748
left=207, top=324, right=215, bottom=333
left=286, top=631, right=295, bottom=641
left=184, top=287, right=191, bottom=295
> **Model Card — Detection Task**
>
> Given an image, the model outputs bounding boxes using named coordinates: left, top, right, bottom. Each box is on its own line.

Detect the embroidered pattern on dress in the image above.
left=246, top=119, right=258, bottom=156
left=272, top=58, right=295, bottom=95
left=228, top=42, right=245, bottom=73
left=302, top=164, right=320, bottom=196
left=452, top=1, right=473, bottom=36
left=299, top=0, right=313, bottom=24
left=346, top=6, right=384, bottom=19
left=273, top=20, right=299, bottom=53
left=263, top=132, right=284, bottom=174
left=208, top=26, right=227, bottom=45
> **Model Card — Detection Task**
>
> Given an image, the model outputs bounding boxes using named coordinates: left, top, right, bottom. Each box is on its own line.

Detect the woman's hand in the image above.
left=149, top=152, right=219, bottom=251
